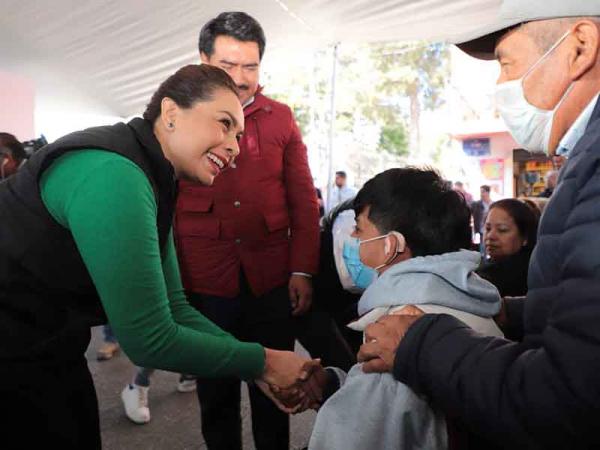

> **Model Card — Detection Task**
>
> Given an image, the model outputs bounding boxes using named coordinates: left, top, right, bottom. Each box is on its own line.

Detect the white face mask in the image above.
left=495, top=31, right=572, bottom=154
left=359, top=231, right=406, bottom=271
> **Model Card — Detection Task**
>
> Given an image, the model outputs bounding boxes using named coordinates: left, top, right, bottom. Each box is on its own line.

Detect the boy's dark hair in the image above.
left=335, top=171, right=347, bottom=178
left=489, top=199, right=539, bottom=252
left=481, top=185, right=491, bottom=193
left=353, top=168, right=472, bottom=257
left=0, top=132, right=27, bottom=162
left=199, top=12, right=266, bottom=60
left=143, top=64, right=238, bottom=123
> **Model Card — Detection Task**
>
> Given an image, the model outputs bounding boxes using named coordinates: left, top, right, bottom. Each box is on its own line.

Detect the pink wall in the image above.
left=490, top=132, right=518, bottom=197
left=0, top=70, right=35, bottom=140
left=456, top=131, right=519, bottom=198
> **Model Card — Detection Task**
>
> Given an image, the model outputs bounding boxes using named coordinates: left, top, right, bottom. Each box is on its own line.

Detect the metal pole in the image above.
left=326, top=43, right=339, bottom=213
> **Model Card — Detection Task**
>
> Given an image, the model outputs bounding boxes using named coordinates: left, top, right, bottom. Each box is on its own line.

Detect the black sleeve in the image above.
left=393, top=309, right=600, bottom=449
left=476, top=252, right=530, bottom=298
left=503, top=296, right=526, bottom=341
left=322, top=368, right=342, bottom=403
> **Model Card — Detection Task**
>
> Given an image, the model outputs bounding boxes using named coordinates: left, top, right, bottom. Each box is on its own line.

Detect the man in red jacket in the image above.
left=175, top=11, right=320, bottom=450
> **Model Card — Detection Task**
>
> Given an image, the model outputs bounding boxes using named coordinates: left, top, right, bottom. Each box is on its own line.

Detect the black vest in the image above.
left=0, top=118, right=176, bottom=362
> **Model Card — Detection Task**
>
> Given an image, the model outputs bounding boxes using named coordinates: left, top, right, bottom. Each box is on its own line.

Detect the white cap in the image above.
left=454, top=0, right=600, bottom=60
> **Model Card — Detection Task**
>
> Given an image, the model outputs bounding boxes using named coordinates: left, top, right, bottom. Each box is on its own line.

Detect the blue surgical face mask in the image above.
left=342, top=231, right=406, bottom=290
left=342, top=238, right=377, bottom=290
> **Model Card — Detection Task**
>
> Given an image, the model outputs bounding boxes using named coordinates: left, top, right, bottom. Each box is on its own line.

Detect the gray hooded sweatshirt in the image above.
left=309, top=250, right=502, bottom=450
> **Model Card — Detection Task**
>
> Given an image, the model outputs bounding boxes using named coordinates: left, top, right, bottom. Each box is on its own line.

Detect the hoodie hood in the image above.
left=357, top=250, right=501, bottom=317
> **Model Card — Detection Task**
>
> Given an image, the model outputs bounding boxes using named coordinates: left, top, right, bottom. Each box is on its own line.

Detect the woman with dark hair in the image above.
left=0, top=132, right=27, bottom=179
left=477, top=198, right=540, bottom=297
left=0, top=64, right=311, bottom=448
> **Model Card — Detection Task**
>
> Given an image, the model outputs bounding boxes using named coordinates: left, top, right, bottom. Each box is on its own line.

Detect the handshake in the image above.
left=257, top=349, right=332, bottom=414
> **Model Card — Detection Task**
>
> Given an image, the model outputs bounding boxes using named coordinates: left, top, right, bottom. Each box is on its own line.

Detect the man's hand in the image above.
left=261, top=348, right=318, bottom=388
left=357, top=307, right=423, bottom=373
left=256, top=379, right=319, bottom=414
left=271, top=362, right=328, bottom=413
left=259, top=349, right=322, bottom=413
left=289, top=274, right=313, bottom=316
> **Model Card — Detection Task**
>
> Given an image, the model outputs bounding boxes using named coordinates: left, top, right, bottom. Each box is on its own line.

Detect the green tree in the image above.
left=370, top=42, right=450, bottom=157
left=328, top=42, right=449, bottom=158
left=379, top=123, right=409, bottom=157
left=262, top=41, right=449, bottom=186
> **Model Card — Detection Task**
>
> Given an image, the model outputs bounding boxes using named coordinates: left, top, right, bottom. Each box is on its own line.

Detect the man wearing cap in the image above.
left=356, top=2, right=600, bottom=448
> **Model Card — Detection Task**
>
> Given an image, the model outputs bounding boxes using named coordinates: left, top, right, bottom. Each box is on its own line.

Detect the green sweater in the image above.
left=40, top=149, right=265, bottom=379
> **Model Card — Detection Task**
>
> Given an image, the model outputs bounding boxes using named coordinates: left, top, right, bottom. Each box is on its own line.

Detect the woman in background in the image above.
left=0, top=132, right=27, bottom=179
left=477, top=198, right=539, bottom=297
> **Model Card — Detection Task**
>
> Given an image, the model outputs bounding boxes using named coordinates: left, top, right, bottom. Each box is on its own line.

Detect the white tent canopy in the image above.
left=1, top=0, right=502, bottom=118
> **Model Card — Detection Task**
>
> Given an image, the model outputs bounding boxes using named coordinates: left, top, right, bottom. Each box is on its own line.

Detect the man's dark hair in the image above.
left=199, top=12, right=266, bottom=60
left=481, top=185, right=491, bottom=193
left=143, top=64, right=238, bottom=123
left=353, top=167, right=472, bottom=257
left=0, top=132, right=27, bottom=162
left=490, top=199, right=539, bottom=252
left=335, top=171, right=347, bottom=178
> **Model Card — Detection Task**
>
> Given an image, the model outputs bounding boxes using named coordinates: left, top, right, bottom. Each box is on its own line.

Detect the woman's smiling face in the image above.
left=163, top=87, right=244, bottom=185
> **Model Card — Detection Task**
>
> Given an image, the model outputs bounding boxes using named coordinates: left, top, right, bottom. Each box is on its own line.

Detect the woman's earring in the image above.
left=168, top=122, right=174, bottom=129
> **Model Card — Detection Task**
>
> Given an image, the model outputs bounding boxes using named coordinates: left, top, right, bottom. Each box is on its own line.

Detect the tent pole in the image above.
left=326, top=42, right=339, bottom=212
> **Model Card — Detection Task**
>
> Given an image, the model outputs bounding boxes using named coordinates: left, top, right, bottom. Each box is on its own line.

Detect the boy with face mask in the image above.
left=297, top=168, right=503, bottom=450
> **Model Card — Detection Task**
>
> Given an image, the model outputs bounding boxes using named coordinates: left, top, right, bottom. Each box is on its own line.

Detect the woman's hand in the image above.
left=255, top=380, right=305, bottom=414
left=258, top=348, right=321, bottom=413
left=261, top=348, right=319, bottom=388
left=269, top=362, right=328, bottom=413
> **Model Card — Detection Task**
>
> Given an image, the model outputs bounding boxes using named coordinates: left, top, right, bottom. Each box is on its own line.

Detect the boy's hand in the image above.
left=271, top=361, right=328, bottom=413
